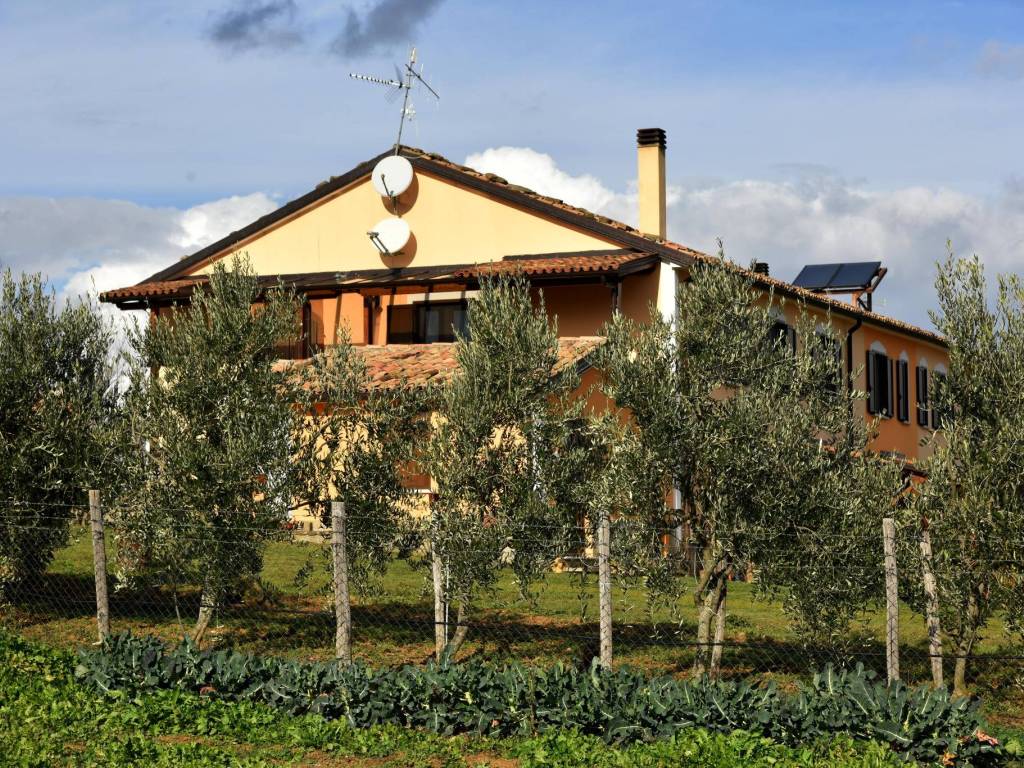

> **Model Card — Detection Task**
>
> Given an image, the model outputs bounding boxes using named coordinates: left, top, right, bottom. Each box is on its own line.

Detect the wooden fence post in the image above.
left=331, top=501, right=352, bottom=664
left=882, top=517, right=900, bottom=684
left=919, top=521, right=944, bottom=688
left=597, top=511, right=613, bottom=669
left=432, top=546, right=447, bottom=659
left=88, top=489, right=110, bottom=643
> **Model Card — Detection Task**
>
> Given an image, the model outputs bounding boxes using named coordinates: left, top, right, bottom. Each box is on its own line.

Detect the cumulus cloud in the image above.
left=330, top=0, right=444, bottom=58
left=976, top=40, right=1024, bottom=79
left=0, top=193, right=278, bottom=306
left=207, top=0, right=303, bottom=53
left=464, top=146, right=1024, bottom=329
left=465, top=147, right=625, bottom=215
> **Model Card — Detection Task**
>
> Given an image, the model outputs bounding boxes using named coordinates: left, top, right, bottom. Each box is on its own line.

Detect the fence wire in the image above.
left=2, top=497, right=1023, bottom=696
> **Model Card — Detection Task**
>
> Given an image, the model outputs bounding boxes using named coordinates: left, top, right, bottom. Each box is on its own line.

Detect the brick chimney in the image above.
left=637, top=128, right=667, bottom=239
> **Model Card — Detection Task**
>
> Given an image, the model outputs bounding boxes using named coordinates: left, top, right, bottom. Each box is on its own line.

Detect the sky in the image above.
left=2, top=0, right=1024, bottom=328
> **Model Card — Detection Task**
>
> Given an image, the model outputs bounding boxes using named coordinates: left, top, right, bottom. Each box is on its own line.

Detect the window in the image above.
left=274, top=302, right=322, bottom=360
left=387, top=301, right=469, bottom=344
left=915, top=365, right=929, bottom=426
left=931, top=369, right=947, bottom=429
left=895, top=357, right=910, bottom=423
left=813, top=331, right=842, bottom=393
left=866, top=348, right=893, bottom=417
left=768, top=319, right=796, bottom=355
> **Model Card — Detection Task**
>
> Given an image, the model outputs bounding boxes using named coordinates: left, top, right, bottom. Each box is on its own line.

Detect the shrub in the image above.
left=75, top=633, right=1007, bottom=765
left=0, top=270, right=116, bottom=596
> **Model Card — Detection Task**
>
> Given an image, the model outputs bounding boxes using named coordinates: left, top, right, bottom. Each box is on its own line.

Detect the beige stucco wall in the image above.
left=189, top=170, right=618, bottom=277
left=766, top=298, right=948, bottom=461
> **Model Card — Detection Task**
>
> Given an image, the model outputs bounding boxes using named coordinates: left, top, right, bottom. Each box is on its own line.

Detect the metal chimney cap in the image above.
left=637, top=128, right=667, bottom=149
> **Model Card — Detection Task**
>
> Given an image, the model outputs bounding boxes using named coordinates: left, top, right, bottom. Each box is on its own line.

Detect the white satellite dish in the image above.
left=371, top=155, right=414, bottom=197
left=368, top=217, right=411, bottom=254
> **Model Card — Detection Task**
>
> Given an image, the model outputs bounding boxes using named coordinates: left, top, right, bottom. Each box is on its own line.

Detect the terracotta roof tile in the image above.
left=280, top=337, right=605, bottom=391
left=456, top=252, right=648, bottom=278
left=100, top=252, right=656, bottom=305
left=100, top=277, right=206, bottom=302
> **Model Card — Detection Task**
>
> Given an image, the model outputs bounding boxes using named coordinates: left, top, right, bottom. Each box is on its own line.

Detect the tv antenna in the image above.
left=350, top=46, right=440, bottom=153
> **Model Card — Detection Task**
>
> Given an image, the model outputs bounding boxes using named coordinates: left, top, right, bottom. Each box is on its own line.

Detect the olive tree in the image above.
left=0, top=270, right=117, bottom=596
left=598, top=259, right=901, bottom=676
left=424, top=274, right=592, bottom=660
left=915, top=251, right=1024, bottom=694
left=114, top=258, right=301, bottom=644
left=292, top=328, right=426, bottom=592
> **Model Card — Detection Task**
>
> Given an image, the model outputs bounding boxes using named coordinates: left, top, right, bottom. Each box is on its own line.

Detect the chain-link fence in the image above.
left=2, top=494, right=1023, bottom=697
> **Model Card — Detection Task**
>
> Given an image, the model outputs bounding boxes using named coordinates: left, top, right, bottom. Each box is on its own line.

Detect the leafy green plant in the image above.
left=113, top=257, right=302, bottom=645
left=597, top=257, right=902, bottom=676
left=0, top=630, right=921, bottom=768
left=292, top=326, right=427, bottom=595
left=424, top=274, right=595, bottom=659
left=74, top=633, right=1006, bottom=765
left=915, top=250, right=1024, bottom=694
left=0, top=269, right=117, bottom=597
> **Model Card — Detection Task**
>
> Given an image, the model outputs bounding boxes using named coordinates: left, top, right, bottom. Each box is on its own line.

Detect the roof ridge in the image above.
left=132, top=142, right=942, bottom=346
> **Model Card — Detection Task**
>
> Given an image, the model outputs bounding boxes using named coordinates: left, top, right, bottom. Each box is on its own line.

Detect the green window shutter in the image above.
left=915, top=365, right=929, bottom=426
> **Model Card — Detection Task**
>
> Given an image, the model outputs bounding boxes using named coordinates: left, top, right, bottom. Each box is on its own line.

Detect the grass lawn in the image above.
left=4, top=525, right=1023, bottom=729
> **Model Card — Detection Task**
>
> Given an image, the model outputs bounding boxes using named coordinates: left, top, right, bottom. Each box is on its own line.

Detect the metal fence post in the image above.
left=88, top=489, right=110, bottom=643
left=882, top=517, right=900, bottom=683
left=597, top=511, right=613, bottom=669
left=331, top=501, right=352, bottom=664
left=919, top=521, right=944, bottom=688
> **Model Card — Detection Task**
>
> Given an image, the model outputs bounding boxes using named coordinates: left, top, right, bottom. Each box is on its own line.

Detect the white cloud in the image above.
left=464, top=146, right=1024, bottom=329
left=465, top=147, right=624, bottom=216
left=977, top=40, right=1024, bottom=79
left=0, top=192, right=278, bottom=306
left=175, top=194, right=277, bottom=252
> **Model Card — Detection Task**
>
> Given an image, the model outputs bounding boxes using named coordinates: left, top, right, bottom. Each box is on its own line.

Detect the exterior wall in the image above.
left=537, top=284, right=613, bottom=336
left=189, top=170, right=618, bottom=278
left=620, top=268, right=663, bottom=323
left=851, top=322, right=947, bottom=461
left=337, top=293, right=365, bottom=344
left=170, top=150, right=948, bottom=461
left=764, top=297, right=947, bottom=462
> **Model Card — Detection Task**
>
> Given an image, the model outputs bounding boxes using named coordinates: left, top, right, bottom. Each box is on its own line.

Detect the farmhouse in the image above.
left=100, top=128, right=948, bottom=491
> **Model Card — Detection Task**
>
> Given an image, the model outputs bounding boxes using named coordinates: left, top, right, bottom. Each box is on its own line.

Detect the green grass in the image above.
left=0, top=632, right=926, bottom=767
left=4, top=525, right=1023, bottom=723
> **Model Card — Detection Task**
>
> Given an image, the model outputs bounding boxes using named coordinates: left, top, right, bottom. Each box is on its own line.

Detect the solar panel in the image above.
left=792, top=264, right=841, bottom=290
left=791, top=261, right=881, bottom=292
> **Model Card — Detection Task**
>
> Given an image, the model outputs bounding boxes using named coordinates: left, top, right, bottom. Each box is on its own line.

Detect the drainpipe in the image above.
left=846, top=316, right=863, bottom=391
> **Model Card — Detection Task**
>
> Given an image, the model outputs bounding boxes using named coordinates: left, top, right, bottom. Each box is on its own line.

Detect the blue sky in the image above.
left=2, top=0, right=1023, bottom=326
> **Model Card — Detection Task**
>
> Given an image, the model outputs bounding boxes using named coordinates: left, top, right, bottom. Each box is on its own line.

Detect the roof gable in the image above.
left=135, top=144, right=943, bottom=346
left=148, top=147, right=645, bottom=284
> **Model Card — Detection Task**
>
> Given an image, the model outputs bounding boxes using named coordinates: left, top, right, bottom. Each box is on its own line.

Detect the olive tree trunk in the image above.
left=441, top=601, right=470, bottom=662
left=191, top=579, right=220, bottom=647
left=693, top=541, right=726, bottom=677
left=953, top=589, right=982, bottom=696
left=709, top=578, right=727, bottom=678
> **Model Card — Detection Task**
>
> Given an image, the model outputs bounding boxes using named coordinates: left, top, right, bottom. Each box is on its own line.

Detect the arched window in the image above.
left=813, top=324, right=842, bottom=394
left=916, top=358, right=930, bottom=427
left=767, top=310, right=796, bottom=355
left=866, top=341, right=893, bottom=417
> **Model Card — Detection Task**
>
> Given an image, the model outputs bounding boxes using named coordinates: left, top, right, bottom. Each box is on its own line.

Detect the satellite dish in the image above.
left=368, top=217, right=411, bottom=254
left=371, top=155, right=414, bottom=197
